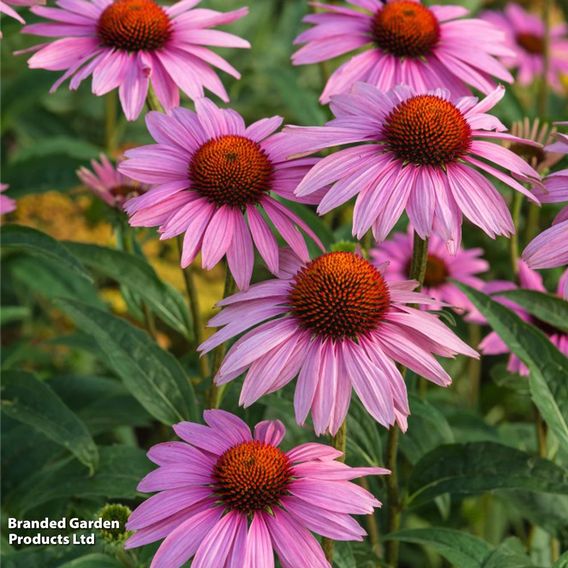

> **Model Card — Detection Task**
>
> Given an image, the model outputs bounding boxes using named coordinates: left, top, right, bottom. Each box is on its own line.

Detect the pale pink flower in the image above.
left=286, top=83, right=541, bottom=251
left=199, top=251, right=477, bottom=435
left=20, top=0, right=249, bottom=120
left=77, top=154, right=149, bottom=208
left=126, top=409, right=388, bottom=568
left=482, top=3, right=568, bottom=91
left=372, top=228, right=488, bottom=321
left=293, top=0, right=514, bottom=102
left=0, top=0, right=43, bottom=29
left=0, top=184, right=16, bottom=215
left=119, top=99, right=325, bottom=290
left=523, top=129, right=568, bottom=270
left=480, top=261, right=568, bottom=376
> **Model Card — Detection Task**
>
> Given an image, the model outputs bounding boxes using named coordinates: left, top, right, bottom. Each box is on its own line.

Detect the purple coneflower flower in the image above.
left=0, top=184, right=16, bottom=215
left=77, top=154, right=148, bottom=208
left=20, top=0, right=250, bottom=120
left=292, top=0, right=513, bottom=103
left=286, top=83, right=541, bottom=251
left=372, top=228, right=488, bottom=321
left=119, top=99, right=324, bottom=290
left=482, top=3, right=568, bottom=91
left=523, top=128, right=568, bottom=271
left=126, top=409, right=388, bottom=568
left=199, top=251, right=477, bottom=434
left=480, top=261, right=568, bottom=376
left=0, top=0, right=42, bottom=29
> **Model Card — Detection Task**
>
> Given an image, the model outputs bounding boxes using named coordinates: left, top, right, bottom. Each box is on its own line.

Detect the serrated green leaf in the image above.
left=481, top=537, right=535, bottom=568
left=6, top=445, right=151, bottom=516
left=56, top=298, right=197, bottom=424
left=385, top=528, right=492, bottom=568
left=495, top=289, right=568, bottom=334
left=0, top=225, right=90, bottom=281
left=63, top=241, right=193, bottom=339
left=408, top=442, right=568, bottom=507
left=456, top=282, right=568, bottom=453
left=1, top=371, right=98, bottom=473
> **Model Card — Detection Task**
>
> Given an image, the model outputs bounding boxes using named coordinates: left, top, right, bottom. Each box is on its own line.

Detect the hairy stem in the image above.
left=177, top=236, right=210, bottom=381
left=468, top=323, right=482, bottom=407
left=208, top=265, right=237, bottom=408
left=510, top=191, right=523, bottom=275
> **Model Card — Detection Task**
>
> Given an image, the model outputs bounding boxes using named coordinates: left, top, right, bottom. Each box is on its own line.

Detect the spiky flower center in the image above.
left=384, top=95, right=472, bottom=167
left=290, top=252, right=390, bottom=340
left=189, top=135, right=274, bottom=208
left=516, top=32, right=544, bottom=55
left=372, top=1, right=440, bottom=58
left=97, top=0, right=171, bottom=52
left=213, top=441, right=292, bottom=514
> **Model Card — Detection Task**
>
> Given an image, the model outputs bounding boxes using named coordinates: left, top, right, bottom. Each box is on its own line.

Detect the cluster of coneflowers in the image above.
left=2, top=0, right=567, bottom=566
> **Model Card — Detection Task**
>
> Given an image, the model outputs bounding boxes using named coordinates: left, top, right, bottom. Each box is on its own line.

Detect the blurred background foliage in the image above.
left=1, top=0, right=568, bottom=567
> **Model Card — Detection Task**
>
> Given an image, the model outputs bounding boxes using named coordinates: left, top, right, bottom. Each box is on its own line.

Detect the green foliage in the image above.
left=457, top=283, right=568, bottom=454
left=1, top=370, right=98, bottom=472
left=56, top=298, right=198, bottom=424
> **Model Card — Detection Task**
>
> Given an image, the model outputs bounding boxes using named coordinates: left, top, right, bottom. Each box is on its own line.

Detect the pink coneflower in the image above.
left=286, top=83, right=541, bottom=251
left=125, top=409, right=388, bottom=568
left=482, top=3, right=568, bottom=91
left=77, top=154, right=148, bottom=208
left=372, top=228, right=488, bottom=321
left=523, top=129, right=568, bottom=271
left=480, top=261, right=568, bottom=376
left=199, top=251, right=477, bottom=434
left=0, top=184, right=16, bottom=215
left=292, top=0, right=514, bottom=103
left=0, top=0, right=42, bottom=29
left=119, top=99, right=324, bottom=290
left=20, top=0, right=249, bottom=120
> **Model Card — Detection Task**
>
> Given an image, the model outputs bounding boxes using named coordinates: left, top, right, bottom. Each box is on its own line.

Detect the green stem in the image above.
left=385, top=424, right=401, bottom=568
left=208, top=264, right=237, bottom=408
left=105, top=91, right=118, bottom=155
left=359, top=477, right=382, bottom=560
left=510, top=191, right=523, bottom=276
left=524, top=202, right=541, bottom=243
left=323, top=419, right=348, bottom=562
left=467, top=323, right=482, bottom=408
left=176, top=236, right=210, bottom=381
left=408, top=232, right=429, bottom=290
left=537, top=0, right=551, bottom=117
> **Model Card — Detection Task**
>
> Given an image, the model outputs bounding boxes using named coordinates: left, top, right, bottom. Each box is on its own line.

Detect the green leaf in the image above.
left=456, top=282, right=568, bottom=453
left=0, top=225, right=90, bottom=281
left=58, top=555, right=122, bottom=568
left=481, top=537, right=535, bottom=568
left=399, top=396, right=454, bottom=465
left=6, top=445, right=151, bottom=515
left=408, top=442, right=568, bottom=507
left=63, top=242, right=193, bottom=339
left=1, top=370, right=98, bottom=473
left=56, top=298, right=197, bottom=424
left=553, top=552, right=568, bottom=568
left=277, top=199, right=335, bottom=250
left=385, top=528, right=492, bottom=568
left=0, top=306, right=30, bottom=326
left=496, top=289, right=568, bottom=334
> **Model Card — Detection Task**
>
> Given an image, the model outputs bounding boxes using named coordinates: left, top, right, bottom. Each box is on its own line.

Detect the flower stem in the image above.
left=208, top=264, right=237, bottom=408
left=385, top=232, right=429, bottom=566
left=323, top=419, right=348, bottom=562
left=146, top=85, right=163, bottom=113
left=467, top=323, right=482, bottom=407
left=510, top=191, right=523, bottom=275
left=105, top=91, right=118, bottom=155
left=176, top=237, right=210, bottom=381
left=524, top=202, right=541, bottom=243
left=385, top=424, right=401, bottom=568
